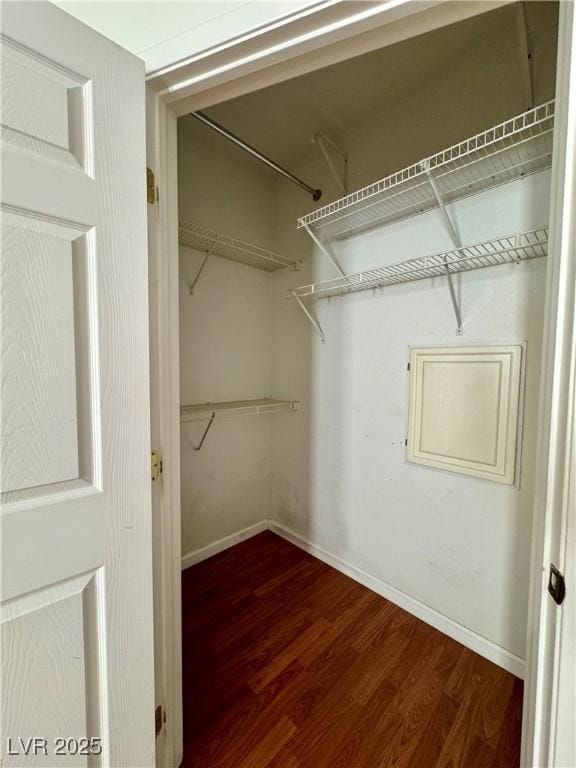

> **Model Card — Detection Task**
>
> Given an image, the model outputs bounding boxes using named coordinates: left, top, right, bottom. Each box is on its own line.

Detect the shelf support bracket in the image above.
left=193, top=412, right=215, bottom=451
left=422, top=162, right=463, bottom=334
left=291, top=290, right=325, bottom=343
left=188, top=252, right=210, bottom=295
left=515, top=2, right=534, bottom=110
left=303, top=224, right=345, bottom=277
left=188, top=239, right=217, bottom=295
left=313, top=131, right=348, bottom=196
left=441, top=260, right=463, bottom=335
left=423, top=164, right=463, bottom=249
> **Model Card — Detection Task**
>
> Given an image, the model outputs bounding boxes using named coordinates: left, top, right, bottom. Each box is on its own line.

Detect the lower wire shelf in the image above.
left=180, top=398, right=299, bottom=450
left=179, top=222, right=297, bottom=272
left=289, top=228, right=548, bottom=340
left=292, top=229, right=548, bottom=300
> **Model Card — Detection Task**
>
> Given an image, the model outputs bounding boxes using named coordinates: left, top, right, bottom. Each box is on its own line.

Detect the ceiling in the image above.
left=52, top=1, right=320, bottom=74
left=179, top=1, right=558, bottom=169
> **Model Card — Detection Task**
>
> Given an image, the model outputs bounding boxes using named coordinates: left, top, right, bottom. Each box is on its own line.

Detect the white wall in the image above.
left=178, top=118, right=277, bottom=554
left=271, top=170, right=549, bottom=663
left=266, top=11, right=556, bottom=665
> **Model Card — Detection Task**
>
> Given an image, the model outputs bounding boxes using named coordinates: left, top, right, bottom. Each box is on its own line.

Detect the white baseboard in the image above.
left=181, top=521, right=269, bottom=569
left=268, top=520, right=525, bottom=679
left=180, top=517, right=524, bottom=678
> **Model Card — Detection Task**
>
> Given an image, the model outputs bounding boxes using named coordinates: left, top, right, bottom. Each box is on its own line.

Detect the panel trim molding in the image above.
left=0, top=32, right=87, bottom=85
left=0, top=569, right=94, bottom=621
left=407, top=345, right=524, bottom=485
left=180, top=517, right=525, bottom=678
left=180, top=521, right=269, bottom=569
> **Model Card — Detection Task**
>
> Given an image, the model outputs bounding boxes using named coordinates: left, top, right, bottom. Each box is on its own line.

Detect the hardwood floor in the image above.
left=181, top=531, right=522, bottom=768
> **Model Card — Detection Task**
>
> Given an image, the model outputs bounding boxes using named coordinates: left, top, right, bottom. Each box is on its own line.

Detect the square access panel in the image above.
left=407, top=345, right=524, bottom=484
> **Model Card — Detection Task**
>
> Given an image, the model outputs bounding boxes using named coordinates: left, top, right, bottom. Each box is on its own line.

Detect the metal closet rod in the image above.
left=190, top=111, right=322, bottom=202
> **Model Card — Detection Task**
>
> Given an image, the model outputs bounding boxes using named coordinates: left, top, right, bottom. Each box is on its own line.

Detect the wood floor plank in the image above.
left=243, top=605, right=315, bottom=667
left=444, top=646, right=478, bottom=702
left=297, top=590, right=375, bottom=667
left=496, top=678, right=523, bottom=768
left=475, top=665, right=515, bottom=748
left=282, top=644, right=360, bottom=729
left=187, top=664, right=302, bottom=768
left=329, top=678, right=399, bottom=768
left=181, top=532, right=523, bottom=768
left=224, top=668, right=301, bottom=761
left=410, top=693, right=461, bottom=768
left=287, top=690, right=363, bottom=761
left=253, top=559, right=314, bottom=597
left=210, top=583, right=313, bottom=655
left=236, top=715, right=297, bottom=768
left=463, top=735, right=499, bottom=768
left=377, top=652, right=447, bottom=768
left=248, top=617, right=332, bottom=693
left=355, top=638, right=452, bottom=768
left=436, top=664, right=490, bottom=768
left=265, top=745, right=300, bottom=768
left=350, top=597, right=398, bottom=653
left=349, top=612, right=420, bottom=705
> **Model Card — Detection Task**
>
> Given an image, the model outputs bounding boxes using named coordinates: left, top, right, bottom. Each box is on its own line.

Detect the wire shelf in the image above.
left=180, top=398, right=299, bottom=423
left=291, top=229, right=548, bottom=300
left=179, top=221, right=296, bottom=272
left=297, top=102, right=554, bottom=241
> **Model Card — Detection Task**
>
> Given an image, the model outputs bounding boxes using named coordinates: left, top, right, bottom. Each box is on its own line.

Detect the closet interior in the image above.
left=177, top=0, right=558, bottom=757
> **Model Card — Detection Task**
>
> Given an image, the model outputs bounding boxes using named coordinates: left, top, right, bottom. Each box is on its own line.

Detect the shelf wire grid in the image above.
left=180, top=398, right=298, bottom=423
left=179, top=221, right=296, bottom=271
left=297, top=101, right=555, bottom=240
left=291, top=229, right=548, bottom=300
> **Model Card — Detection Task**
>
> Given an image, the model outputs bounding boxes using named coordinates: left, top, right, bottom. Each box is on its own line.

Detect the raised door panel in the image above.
left=1, top=52, right=69, bottom=148
left=407, top=345, right=524, bottom=484
left=1, top=573, right=103, bottom=767
left=0, top=35, right=90, bottom=172
left=1, top=223, right=79, bottom=492
left=1, top=210, right=97, bottom=502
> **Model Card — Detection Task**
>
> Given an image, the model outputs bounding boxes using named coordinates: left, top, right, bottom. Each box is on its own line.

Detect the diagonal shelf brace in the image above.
left=515, top=2, right=534, bottom=111
left=187, top=238, right=217, bottom=295
left=303, top=224, right=345, bottom=277
left=193, top=412, right=215, bottom=451
left=188, top=252, right=210, bottom=295
left=313, top=131, right=348, bottom=196
left=442, top=261, right=463, bottom=335
left=291, top=290, right=325, bottom=343
left=422, top=161, right=464, bottom=334
left=423, top=162, right=463, bottom=249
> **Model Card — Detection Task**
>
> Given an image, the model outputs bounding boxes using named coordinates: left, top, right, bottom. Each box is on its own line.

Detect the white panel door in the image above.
left=0, top=3, right=154, bottom=766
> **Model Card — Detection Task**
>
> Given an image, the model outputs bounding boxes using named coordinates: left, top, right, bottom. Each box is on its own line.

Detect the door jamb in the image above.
left=520, top=3, right=576, bottom=765
left=147, top=88, right=182, bottom=768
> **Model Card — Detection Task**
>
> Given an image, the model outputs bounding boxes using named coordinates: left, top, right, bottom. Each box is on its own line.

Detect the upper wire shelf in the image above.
left=291, top=229, right=548, bottom=301
left=297, top=101, right=555, bottom=241
left=179, top=221, right=297, bottom=272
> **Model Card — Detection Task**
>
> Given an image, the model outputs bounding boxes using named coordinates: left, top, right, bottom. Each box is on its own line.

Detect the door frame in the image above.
left=146, top=2, right=576, bottom=766
left=146, top=88, right=182, bottom=768
left=520, top=4, right=576, bottom=766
